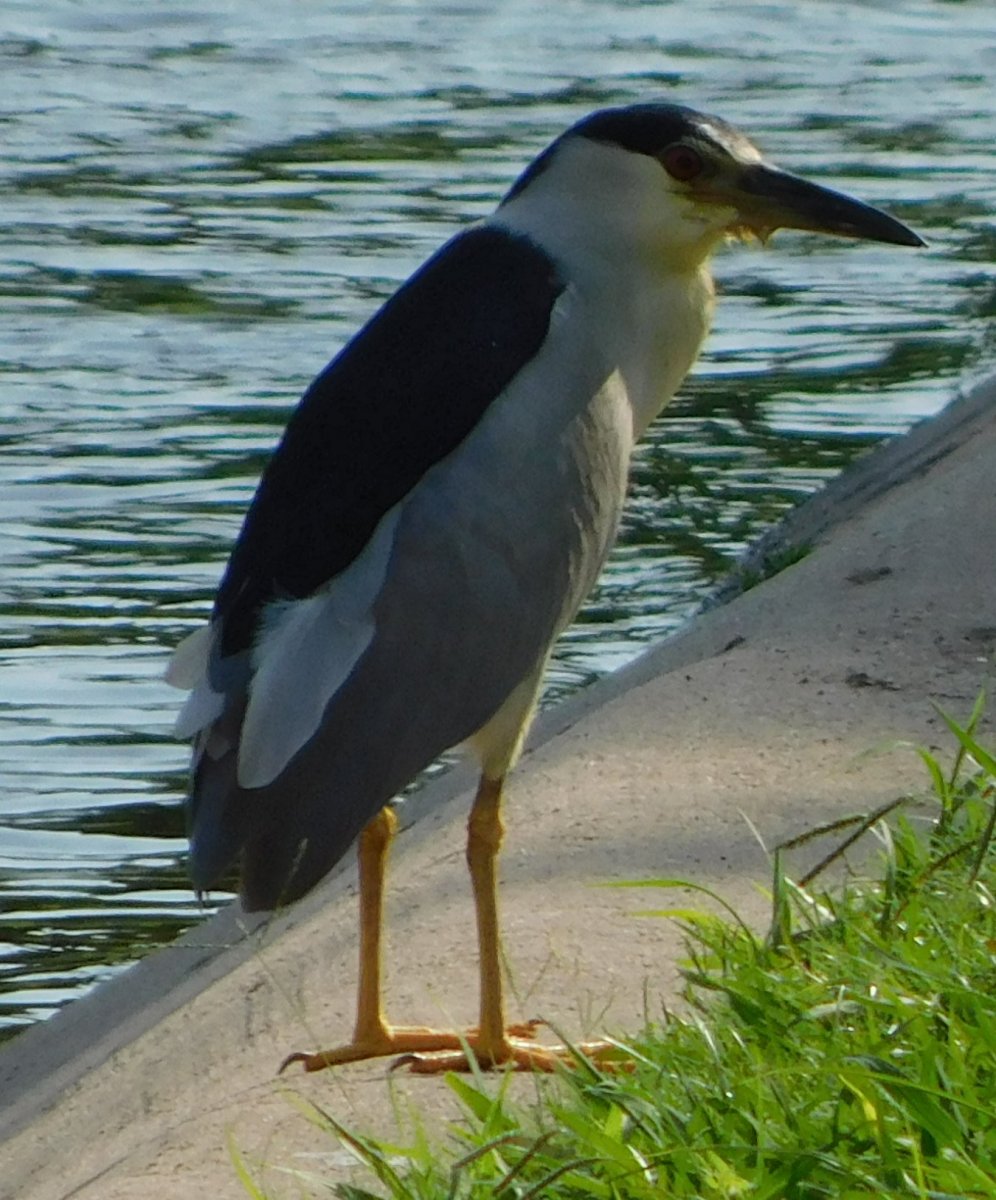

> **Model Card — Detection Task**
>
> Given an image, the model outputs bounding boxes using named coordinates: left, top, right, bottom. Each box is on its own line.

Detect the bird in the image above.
left=167, top=100, right=924, bottom=1074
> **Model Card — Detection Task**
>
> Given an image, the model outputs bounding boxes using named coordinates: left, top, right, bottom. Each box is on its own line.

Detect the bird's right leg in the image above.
left=344, top=802, right=397, bottom=1051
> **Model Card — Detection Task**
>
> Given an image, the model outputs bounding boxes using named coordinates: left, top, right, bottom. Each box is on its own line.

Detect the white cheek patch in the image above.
left=236, top=504, right=401, bottom=789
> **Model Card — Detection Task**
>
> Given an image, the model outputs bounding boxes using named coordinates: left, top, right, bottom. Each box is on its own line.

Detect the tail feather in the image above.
left=187, top=702, right=372, bottom=911
left=187, top=743, right=243, bottom=893
left=186, top=699, right=254, bottom=893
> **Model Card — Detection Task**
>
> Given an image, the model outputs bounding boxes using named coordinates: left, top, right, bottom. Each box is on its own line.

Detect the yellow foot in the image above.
left=278, top=1020, right=543, bottom=1074
left=279, top=1023, right=625, bottom=1075
left=398, top=1036, right=624, bottom=1075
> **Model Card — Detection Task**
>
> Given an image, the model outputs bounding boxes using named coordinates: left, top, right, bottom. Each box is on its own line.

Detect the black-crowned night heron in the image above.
left=168, top=101, right=923, bottom=1073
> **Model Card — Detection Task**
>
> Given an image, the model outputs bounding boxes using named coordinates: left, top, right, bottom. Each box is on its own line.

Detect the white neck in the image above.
left=489, top=137, right=721, bottom=436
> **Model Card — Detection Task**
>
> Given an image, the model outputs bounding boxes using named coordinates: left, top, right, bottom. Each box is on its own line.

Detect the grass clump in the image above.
left=258, top=701, right=996, bottom=1199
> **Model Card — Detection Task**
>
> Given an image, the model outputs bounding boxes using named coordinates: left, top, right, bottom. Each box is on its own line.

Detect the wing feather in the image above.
left=237, top=505, right=401, bottom=787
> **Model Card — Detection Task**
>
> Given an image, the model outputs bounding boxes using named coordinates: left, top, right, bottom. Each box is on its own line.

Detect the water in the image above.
left=1, top=0, right=994, bottom=1041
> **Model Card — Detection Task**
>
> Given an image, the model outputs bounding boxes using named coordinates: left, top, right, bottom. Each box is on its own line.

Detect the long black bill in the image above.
left=739, top=162, right=925, bottom=247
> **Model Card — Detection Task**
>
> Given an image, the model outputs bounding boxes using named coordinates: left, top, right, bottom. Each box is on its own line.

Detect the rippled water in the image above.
left=1, top=0, right=994, bottom=1040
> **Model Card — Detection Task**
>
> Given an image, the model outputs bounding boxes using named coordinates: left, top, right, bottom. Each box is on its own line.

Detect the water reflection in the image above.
left=1, top=0, right=994, bottom=1040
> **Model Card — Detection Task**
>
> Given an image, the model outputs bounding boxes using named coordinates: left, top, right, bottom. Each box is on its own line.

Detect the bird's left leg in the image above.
left=400, top=772, right=618, bottom=1074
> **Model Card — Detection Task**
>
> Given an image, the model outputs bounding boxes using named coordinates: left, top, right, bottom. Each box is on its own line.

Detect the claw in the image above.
left=279, top=1026, right=627, bottom=1076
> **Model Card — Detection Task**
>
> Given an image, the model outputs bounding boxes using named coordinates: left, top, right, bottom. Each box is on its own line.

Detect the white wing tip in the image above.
left=166, top=623, right=215, bottom=689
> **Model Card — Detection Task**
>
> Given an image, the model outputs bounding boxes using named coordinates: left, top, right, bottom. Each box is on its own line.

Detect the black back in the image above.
left=214, top=225, right=564, bottom=656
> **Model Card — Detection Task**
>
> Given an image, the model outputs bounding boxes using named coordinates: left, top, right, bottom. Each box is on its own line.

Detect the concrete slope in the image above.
left=1, top=377, right=993, bottom=1200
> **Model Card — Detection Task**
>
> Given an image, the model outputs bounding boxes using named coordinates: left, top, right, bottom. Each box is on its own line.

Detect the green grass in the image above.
left=244, top=699, right=996, bottom=1199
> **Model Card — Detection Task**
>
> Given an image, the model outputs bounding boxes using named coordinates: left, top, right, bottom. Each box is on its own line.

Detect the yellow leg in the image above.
left=401, top=773, right=620, bottom=1074
left=467, top=774, right=510, bottom=1061
left=413, top=773, right=552, bottom=1069
left=280, top=785, right=618, bottom=1075
left=350, top=804, right=395, bottom=1044
left=279, top=802, right=539, bottom=1074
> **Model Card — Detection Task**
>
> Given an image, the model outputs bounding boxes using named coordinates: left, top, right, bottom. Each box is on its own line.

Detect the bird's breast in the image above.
left=607, top=263, right=715, bottom=439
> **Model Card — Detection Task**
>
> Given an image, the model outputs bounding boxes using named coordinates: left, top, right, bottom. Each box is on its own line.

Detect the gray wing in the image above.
left=173, top=224, right=641, bottom=910
left=190, top=344, right=633, bottom=910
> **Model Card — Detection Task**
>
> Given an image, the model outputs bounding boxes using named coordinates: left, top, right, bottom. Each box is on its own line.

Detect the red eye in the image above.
left=661, top=144, right=704, bottom=182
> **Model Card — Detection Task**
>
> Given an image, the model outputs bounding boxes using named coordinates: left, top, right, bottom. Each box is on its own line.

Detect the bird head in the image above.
left=499, top=102, right=924, bottom=273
